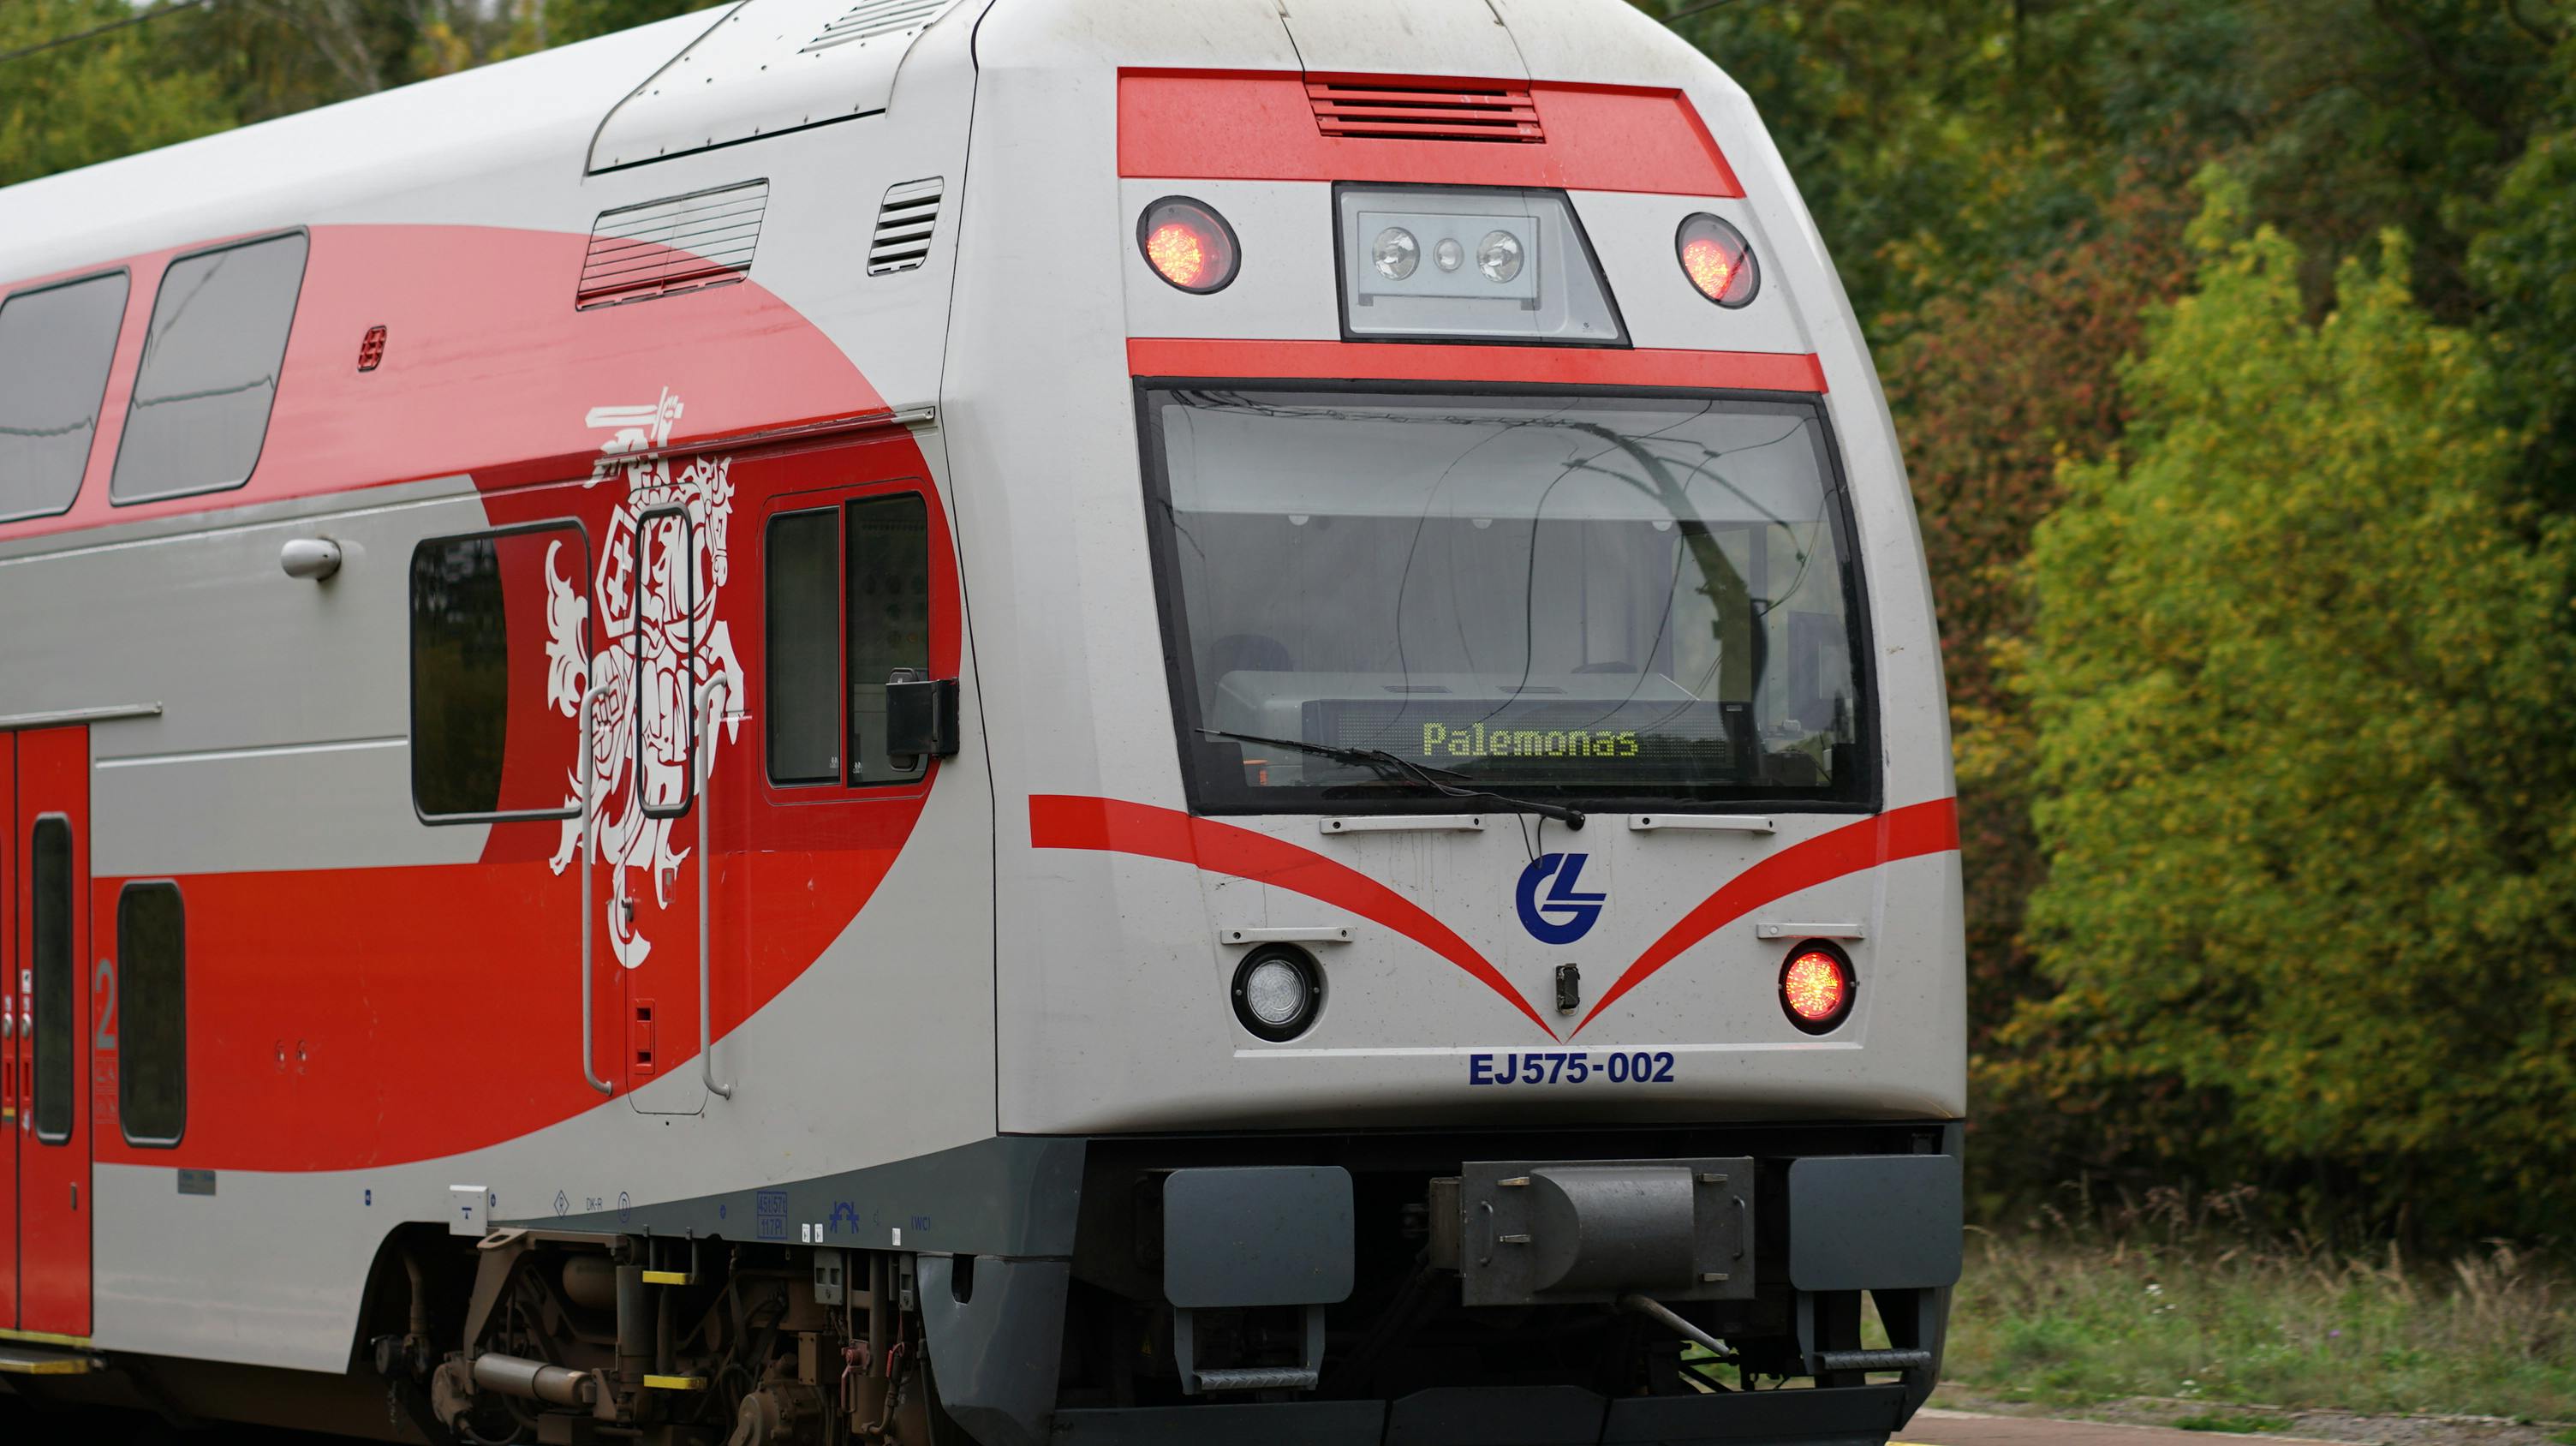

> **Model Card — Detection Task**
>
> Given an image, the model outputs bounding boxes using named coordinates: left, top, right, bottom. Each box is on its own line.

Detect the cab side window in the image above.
left=764, top=493, right=931, bottom=787
left=847, top=494, right=932, bottom=785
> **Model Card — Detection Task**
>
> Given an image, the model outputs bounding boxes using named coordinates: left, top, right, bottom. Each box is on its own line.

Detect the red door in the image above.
left=619, top=500, right=713, bottom=1115
left=1, top=732, right=17, bottom=1333
left=15, top=727, right=91, bottom=1340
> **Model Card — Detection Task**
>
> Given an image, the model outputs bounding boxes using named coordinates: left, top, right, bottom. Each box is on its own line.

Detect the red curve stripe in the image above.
left=1029, top=795, right=1555, bottom=1037
left=1571, top=798, right=1960, bottom=1037
left=1126, top=338, right=1828, bottom=394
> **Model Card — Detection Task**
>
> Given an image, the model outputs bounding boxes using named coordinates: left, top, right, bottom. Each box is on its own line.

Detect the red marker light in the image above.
left=1139, top=197, right=1240, bottom=295
left=1677, top=213, right=1759, bottom=308
left=1780, top=945, right=1853, bottom=1033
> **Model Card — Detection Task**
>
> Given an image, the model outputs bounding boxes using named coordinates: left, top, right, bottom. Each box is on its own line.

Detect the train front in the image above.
left=939, top=2, right=1965, bottom=1442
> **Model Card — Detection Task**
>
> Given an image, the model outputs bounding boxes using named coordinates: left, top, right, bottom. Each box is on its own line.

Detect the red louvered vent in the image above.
left=1307, top=81, right=1545, bottom=143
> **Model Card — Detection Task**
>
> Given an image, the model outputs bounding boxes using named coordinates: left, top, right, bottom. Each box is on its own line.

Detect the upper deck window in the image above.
left=0, top=271, right=128, bottom=523
left=1142, top=388, right=1871, bottom=815
left=111, top=231, right=308, bottom=505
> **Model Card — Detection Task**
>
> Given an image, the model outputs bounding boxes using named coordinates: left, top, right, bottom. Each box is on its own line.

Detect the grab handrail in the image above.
left=577, top=680, right=616, bottom=1096
left=697, top=676, right=735, bottom=1101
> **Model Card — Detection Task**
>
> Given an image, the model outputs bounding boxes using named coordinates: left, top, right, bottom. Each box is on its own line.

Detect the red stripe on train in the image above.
left=1126, top=338, right=1828, bottom=392
left=1571, top=798, right=1961, bottom=1037
left=1029, top=794, right=1558, bottom=1037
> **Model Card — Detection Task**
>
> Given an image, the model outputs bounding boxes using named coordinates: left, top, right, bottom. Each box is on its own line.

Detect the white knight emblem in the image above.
left=546, top=391, right=745, bottom=968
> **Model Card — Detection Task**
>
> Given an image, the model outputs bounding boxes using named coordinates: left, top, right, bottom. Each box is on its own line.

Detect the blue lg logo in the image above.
left=1516, top=853, right=1607, bottom=945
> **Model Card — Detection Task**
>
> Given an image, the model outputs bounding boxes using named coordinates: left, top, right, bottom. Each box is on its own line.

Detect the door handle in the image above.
left=697, top=676, right=734, bottom=1102
left=577, top=681, right=616, bottom=1096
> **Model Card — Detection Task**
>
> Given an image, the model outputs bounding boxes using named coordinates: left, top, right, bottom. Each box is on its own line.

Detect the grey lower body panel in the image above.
left=505, top=1134, right=1087, bottom=1257
left=920, top=1256, right=1070, bottom=1446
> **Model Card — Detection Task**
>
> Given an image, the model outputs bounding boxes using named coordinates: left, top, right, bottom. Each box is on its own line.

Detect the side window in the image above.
left=0, top=271, right=128, bottom=523
left=410, top=523, right=591, bottom=822
left=766, top=509, right=841, bottom=785
left=848, top=494, right=932, bottom=785
left=30, top=817, right=72, bottom=1143
left=110, top=231, right=309, bottom=505
left=117, top=882, right=185, bottom=1147
left=763, top=493, right=931, bottom=787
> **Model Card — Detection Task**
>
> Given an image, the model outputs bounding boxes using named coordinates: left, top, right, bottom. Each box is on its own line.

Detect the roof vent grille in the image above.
left=868, top=177, right=944, bottom=275
left=578, top=180, right=768, bottom=309
left=802, top=0, right=954, bottom=54
left=1307, top=81, right=1546, bottom=143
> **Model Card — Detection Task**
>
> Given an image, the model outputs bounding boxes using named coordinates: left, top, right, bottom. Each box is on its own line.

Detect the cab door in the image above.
left=617, top=501, right=714, bottom=1115
left=13, top=726, right=91, bottom=1340
left=1, top=731, right=17, bottom=1333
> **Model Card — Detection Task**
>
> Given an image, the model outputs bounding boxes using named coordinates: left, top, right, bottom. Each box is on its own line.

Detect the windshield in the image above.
left=1142, top=389, right=1871, bottom=812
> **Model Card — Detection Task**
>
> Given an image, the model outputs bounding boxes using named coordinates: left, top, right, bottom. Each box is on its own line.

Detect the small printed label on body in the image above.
left=1466, top=1050, right=1679, bottom=1086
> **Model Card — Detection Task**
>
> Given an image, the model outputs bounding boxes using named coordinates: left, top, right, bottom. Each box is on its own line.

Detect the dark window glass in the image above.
left=766, top=509, right=840, bottom=785
left=117, top=883, right=185, bottom=1146
left=848, top=494, right=931, bottom=786
left=110, top=232, right=308, bottom=504
left=31, top=818, right=72, bottom=1143
left=0, top=272, right=128, bottom=523
left=410, top=525, right=589, bottom=821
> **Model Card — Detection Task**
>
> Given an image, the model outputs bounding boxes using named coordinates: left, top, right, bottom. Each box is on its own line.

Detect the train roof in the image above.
left=0, top=0, right=1743, bottom=290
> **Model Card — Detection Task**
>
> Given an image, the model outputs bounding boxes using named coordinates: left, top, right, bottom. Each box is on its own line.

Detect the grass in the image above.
left=1938, top=1188, right=2576, bottom=1425
left=2171, top=1414, right=2291, bottom=1432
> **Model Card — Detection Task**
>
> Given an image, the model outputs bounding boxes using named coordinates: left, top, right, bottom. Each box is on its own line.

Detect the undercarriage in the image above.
left=371, top=1123, right=1959, bottom=1446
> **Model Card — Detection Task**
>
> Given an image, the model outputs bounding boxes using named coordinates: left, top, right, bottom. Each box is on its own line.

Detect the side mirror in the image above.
left=885, top=671, right=961, bottom=770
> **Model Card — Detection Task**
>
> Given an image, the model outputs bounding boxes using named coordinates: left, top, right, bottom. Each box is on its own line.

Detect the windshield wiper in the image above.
left=1200, top=728, right=1586, bottom=828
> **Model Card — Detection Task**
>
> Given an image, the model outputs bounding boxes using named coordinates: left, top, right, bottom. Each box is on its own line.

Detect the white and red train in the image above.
left=0, top=2, right=1966, bottom=1442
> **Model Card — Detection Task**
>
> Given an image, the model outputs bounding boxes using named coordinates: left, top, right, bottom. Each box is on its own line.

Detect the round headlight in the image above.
left=1232, top=946, right=1324, bottom=1043
left=1779, top=942, right=1855, bottom=1034
left=1373, top=227, right=1420, bottom=281
left=1434, top=237, right=1465, bottom=273
left=1677, top=213, right=1760, bottom=308
left=1138, top=196, right=1240, bottom=294
left=1478, top=230, right=1524, bottom=284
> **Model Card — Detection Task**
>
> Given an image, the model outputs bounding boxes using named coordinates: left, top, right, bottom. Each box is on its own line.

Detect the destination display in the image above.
left=1305, top=697, right=1747, bottom=777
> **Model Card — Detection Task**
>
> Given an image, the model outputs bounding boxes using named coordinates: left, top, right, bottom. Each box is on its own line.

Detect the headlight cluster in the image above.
left=1368, top=225, right=1525, bottom=285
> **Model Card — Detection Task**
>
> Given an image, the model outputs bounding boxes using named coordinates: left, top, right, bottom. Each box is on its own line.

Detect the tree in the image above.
left=0, top=0, right=233, bottom=188
left=2466, top=39, right=2576, bottom=505
left=2001, top=171, right=2576, bottom=1234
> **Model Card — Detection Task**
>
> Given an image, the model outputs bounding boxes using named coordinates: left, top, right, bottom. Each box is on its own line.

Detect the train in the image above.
left=0, top=1, right=1967, bottom=1443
